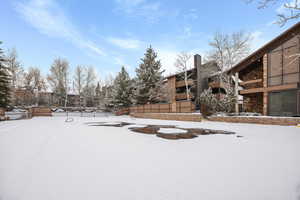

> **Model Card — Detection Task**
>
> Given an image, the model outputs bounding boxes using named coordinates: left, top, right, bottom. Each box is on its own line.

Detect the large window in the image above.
left=269, top=90, right=298, bottom=116
left=268, top=36, right=300, bottom=86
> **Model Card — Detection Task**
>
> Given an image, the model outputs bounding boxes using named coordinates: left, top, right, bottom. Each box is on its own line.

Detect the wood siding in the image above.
left=268, top=35, right=300, bottom=87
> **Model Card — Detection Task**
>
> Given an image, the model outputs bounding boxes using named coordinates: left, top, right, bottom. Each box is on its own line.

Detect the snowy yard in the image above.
left=0, top=116, right=300, bottom=200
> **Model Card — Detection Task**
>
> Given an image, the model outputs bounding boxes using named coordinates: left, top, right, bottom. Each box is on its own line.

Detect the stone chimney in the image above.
left=194, top=54, right=202, bottom=99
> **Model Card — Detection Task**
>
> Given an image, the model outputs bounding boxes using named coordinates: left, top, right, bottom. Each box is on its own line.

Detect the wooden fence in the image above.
left=129, top=101, right=195, bottom=114
left=0, top=108, right=5, bottom=116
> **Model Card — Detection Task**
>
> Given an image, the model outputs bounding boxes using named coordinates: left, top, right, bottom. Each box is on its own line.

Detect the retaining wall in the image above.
left=209, top=116, right=300, bottom=126
left=30, top=107, right=52, bottom=117
left=130, top=113, right=202, bottom=122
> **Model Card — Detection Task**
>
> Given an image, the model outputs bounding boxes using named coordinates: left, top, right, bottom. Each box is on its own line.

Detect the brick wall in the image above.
left=131, top=113, right=202, bottom=122
left=209, top=116, right=300, bottom=126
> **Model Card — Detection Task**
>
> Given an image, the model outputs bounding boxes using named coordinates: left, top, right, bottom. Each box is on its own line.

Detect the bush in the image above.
left=199, top=84, right=237, bottom=115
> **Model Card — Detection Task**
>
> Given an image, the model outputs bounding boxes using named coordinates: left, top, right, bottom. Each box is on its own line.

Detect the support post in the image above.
left=235, top=72, right=239, bottom=114
left=263, top=54, right=268, bottom=116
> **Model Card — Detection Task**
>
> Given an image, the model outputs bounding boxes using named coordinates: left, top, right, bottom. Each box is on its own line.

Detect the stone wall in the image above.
left=130, top=113, right=202, bottom=122
left=209, top=116, right=300, bottom=126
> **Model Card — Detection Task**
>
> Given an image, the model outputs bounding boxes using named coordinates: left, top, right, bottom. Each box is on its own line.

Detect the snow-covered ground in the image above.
left=0, top=116, right=300, bottom=200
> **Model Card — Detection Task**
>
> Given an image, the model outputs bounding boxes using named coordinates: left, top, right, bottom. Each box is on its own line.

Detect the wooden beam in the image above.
left=265, top=83, right=298, bottom=92
left=208, top=81, right=229, bottom=89
left=235, top=72, right=239, bottom=114
left=175, top=79, right=194, bottom=88
left=175, top=92, right=194, bottom=100
left=240, top=88, right=264, bottom=95
left=239, top=79, right=262, bottom=86
left=239, top=83, right=298, bottom=95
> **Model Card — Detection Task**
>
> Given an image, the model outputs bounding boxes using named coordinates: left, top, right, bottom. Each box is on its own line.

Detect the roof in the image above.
left=164, top=61, right=218, bottom=79
left=228, top=21, right=300, bottom=74
left=164, top=68, right=194, bottom=79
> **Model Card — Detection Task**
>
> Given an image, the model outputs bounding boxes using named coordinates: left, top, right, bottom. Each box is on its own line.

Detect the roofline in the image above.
left=164, top=60, right=218, bottom=79
left=228, top=21, right=300, bottom=74
left=164, top=68, right=195, bottom=79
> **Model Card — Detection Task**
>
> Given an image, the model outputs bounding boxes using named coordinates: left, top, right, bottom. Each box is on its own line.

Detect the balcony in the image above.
left=176, top=79, right=194, bottom=88
left=176, top=92, right=194, bottom=100
left=239, top=79, right=263, bottom=94
left=208, top=81, right=229, bottom=89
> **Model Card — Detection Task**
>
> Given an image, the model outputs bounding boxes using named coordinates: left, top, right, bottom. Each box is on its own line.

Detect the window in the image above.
left=269, top=90, right=298, bottom=116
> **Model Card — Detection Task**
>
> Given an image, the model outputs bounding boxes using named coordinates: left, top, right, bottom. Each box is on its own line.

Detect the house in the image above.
left=165, top=54, right=220, bottom=107
left=13, top=88, right=35, bottom=106
left=228, top=22, right=300, bottom=116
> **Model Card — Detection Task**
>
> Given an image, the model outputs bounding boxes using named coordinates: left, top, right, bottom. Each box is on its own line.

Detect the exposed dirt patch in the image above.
left=86, top=122, right=235, bottom=140
left=130, top=125, right=235, bottom=140
left=129, top=126, right=159, bottom=134
left=86, top=122, right=133, bottom=127
left=185, top=128, right=235, bottom=136
left=157, top=132, right=198, bottom=140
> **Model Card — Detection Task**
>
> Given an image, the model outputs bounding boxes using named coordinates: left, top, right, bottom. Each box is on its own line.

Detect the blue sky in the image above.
left=0, top=0, right=298, bottom=79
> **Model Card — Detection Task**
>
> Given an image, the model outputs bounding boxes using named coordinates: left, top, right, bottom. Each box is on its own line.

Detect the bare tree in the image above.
left=47, top=58, right=69, bottom=106
left=24, top=67, right=46, bottom=90
left=174, top=52, right=193, bottom=100
left=83, top=66, right=97, bottom=107
left=247, top=0, right=300, bottom=26
left=6, top=48, right=23, bottom=88
left=23, top=67, right=47, bottom=105
left=208, top=31, right=251, bottom=72
left=74, top=65, right=86, bottom=96
left=102, top=74, right=115, bottom=110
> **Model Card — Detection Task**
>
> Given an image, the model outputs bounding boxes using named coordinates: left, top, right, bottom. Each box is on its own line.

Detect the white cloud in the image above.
left=157, top=48, right=207, bottom=76
left=181, top=26, right=192, bottom=39
left=157, top=49, right=180, bottom=76
left=183, top=9, right=198, bottom=20
left=114, top=57, right=131, bottom=69
left=108, top=37, right=142, bottom=49
left=250, top=31, right=269, bottom=51
left=114, top=0, right=163, bottom=23
left=15, top=0, right=105, bottom=56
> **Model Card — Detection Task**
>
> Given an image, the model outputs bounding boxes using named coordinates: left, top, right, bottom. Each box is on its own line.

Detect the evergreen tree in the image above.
left=112, top=66, right=132, bottom=108
left=95, top=82, right=101, bottom=107
left=0, top=42, right=11, bottom=108
left=134, top=46, right=164, bottom=105
left=95, top=82, right=101, bottom=98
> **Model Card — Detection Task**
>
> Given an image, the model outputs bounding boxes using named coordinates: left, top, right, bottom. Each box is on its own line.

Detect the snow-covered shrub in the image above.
left=199, top=75, right=237, bottom=114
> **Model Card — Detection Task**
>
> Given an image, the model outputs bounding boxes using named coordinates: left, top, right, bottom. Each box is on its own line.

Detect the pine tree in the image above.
left=134, top=46, right=164, bottom=105
left=95, top=82, right=101, bottom=98
left=112, top=66, right=132, bottom=108
left=95, top=82, right=101, bottom=107
left=0, top=42, right=11, bottom=108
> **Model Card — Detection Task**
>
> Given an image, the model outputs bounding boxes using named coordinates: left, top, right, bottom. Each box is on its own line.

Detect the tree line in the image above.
left=0, top=44, right=168, bottom=110
left=2, top=0, right=297, bottom=111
